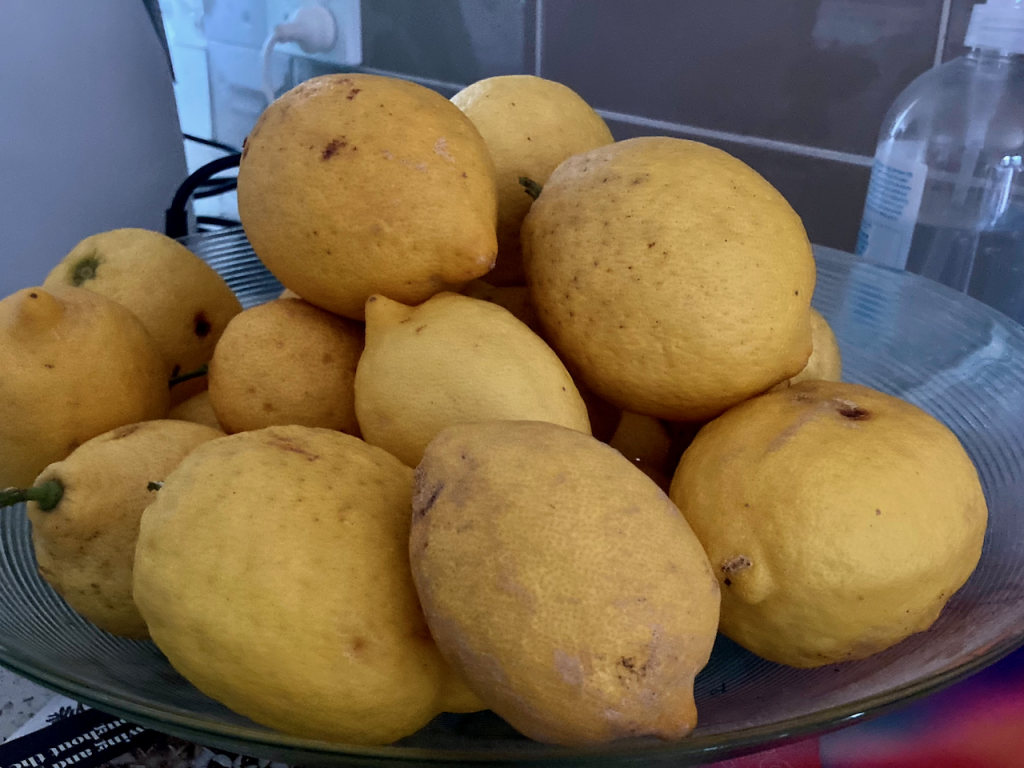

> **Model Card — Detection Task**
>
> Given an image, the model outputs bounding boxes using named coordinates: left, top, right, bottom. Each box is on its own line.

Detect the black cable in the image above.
left=196, top=216, right=241, bottom=229
left=183, top=133, right=240, bottom=155
left=193, top=180, right=238, bottom=199
left=165, top=154, right=242, bottom=238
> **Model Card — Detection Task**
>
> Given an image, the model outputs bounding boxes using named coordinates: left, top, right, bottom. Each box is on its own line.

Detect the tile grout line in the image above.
left=356, top=65, right=467, bottom=93
left=353, top=66, right=871, bottom=168
left=534, top=0, right=544, bottom=76
left=597, top=109, right=875, bottom=167
left=934, top=0, right=954, bottom=67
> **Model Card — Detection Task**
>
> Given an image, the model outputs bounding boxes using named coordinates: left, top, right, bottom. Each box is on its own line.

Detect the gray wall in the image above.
left=0, top=1, right=186, bottom=296
left=342, top=0, right=981, bottom=253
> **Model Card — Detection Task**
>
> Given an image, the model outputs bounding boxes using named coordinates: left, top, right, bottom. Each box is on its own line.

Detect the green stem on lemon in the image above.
left=0, top=480, right=65, bottom=511
left=519, top=177, right=543, bottom=201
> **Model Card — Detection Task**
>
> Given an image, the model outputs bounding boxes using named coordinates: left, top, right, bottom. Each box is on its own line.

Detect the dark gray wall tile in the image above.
left=943, top=0, right=984, bottom=61
left=361, top=0, right=534, bottom=84
left=542, top=0, right=941, bottom=156
left=604, top=118, right=871, bottom=253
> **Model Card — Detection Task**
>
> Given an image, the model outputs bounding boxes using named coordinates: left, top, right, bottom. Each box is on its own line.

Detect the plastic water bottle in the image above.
left=856, top=0, right=1024, bottom=324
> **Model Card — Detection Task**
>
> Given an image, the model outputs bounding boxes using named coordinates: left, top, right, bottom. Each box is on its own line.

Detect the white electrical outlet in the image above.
left=264, top=0, right=361, bottom=67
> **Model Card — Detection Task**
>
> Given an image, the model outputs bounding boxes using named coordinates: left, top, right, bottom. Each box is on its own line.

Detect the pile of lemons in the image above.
left=0, top=73, right=987, bottom=748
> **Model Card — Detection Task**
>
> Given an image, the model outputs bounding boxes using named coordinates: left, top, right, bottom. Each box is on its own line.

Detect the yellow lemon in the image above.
left=12, top=420, right=222, bottom=637
left=411, top=421, right=720, bottom=745
left=133, top=426, right=481, bottom=744
left=238, top=74, right=498, bottom=320
left=43, top=228, right=242, bottom=404
left=670, top=380, right=987, bottom=667
left=0, top=288, right=168, bottom=487
left=355, top=292, right=590, bottom=466
left=452, top=75, right=613, bottom=285
left=523, top=137, right=815, bottom=421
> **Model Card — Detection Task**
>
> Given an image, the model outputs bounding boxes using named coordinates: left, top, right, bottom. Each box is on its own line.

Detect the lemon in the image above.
left=0, top=288, right=168, bottom=487
left=355, top=292, right=590, bottom=466
left=411, top=421, right=719, bottom=745
left=43, top=228, right=242, bottom=404
left=773, top=308, right=842, bottom=390
left=23, top=420, right=221, bottom=637
left=168, top=391, right=222, bottom=431
left=208, top=298, right=363, bottom=435
left=238, top=74, right=498, bottom=320
left=452, top=75, right=613, bottom=285
left=670, top=380, right=988, bottom=667
left=133, top=426, right=481, bottom=744
left=523, top=137, right=815, bottom=421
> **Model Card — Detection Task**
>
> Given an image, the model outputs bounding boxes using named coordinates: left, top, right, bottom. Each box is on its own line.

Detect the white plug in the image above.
left=261, top=5, right=338, bottom=105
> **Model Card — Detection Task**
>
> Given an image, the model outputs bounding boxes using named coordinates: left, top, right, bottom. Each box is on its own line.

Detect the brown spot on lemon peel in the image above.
left=724, top=578, right=733, bottom=587
left=241, top=137, right=249, bottom=159
left=269, top=435, right=321, bottom=461
left=767, top=400, right=833, bottom=452
left=71, top=255, right=100, bottom=286
left=346, top=88, right=361, bottom=100
left=519, top=176, right=543, bottom=200
left=194, top=312, right=212, bottom=338
left=111, top=424, right=141, bottom=440
left=0, top=480, right=64, bottom=511
left=837, top=403, right=870, bottom=420
left=876, top=508, right=882, bottom=516
left=169, top=363, right=208, bottom=390
left=722, top=556, right=752, bottom=574
left=618, top=656, right=649, bottom=681
left=415, top=481, right=445, bottom=519
left=322, top=138, right=348, bottom=160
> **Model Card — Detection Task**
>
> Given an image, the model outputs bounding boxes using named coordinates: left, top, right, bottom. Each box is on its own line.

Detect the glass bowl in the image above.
left=1, top=231, right=1022, bottom=766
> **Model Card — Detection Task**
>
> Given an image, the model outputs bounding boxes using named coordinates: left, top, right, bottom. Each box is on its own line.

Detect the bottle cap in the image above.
left=965, top=0, right=1024, bottom=54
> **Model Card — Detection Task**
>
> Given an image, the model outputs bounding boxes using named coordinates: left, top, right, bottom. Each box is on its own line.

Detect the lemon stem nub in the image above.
left=519, top=177, right=543, bottom=200
left=71, top=256, right=100, bottom=286
left=169, top=364, right=208, bottom=389
left=147, top=482, right=163, bottom=492
left=0, top=480, right=64, bottom=511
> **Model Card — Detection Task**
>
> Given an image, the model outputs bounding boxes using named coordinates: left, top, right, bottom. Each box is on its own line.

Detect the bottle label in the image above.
left=855, top=143, right=928, bottom=269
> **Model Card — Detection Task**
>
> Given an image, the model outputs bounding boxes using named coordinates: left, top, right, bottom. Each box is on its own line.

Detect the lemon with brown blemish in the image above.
left=0, top=420, right=222, bottom=638
left=0, top=287, right=169, bottom=488
left=523, top=137, right=815, bottom=421
left=238, top=73, right=499, bottom=320
left=670, top=380, right=987, bottom=667
left=451, top=75, right=614, bottom=285
left=43, top=228, right=242, bottom=404
left=133, top=426, right=482, bottom=744
left=410, top=421, right=720, bottom=746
